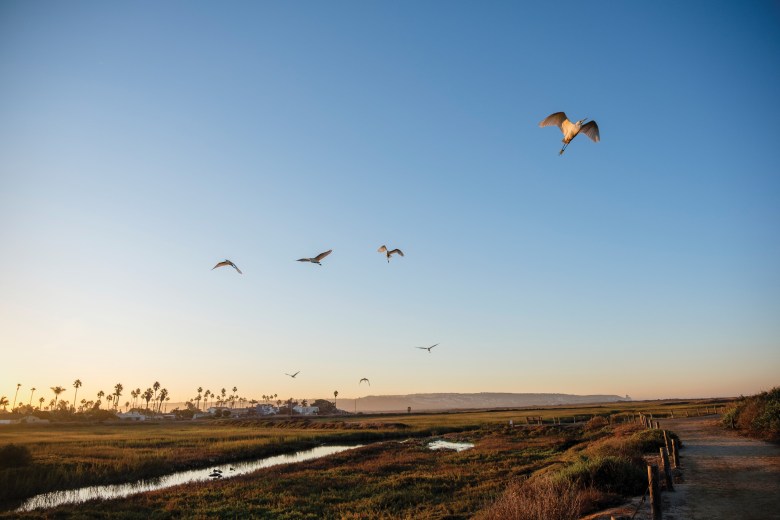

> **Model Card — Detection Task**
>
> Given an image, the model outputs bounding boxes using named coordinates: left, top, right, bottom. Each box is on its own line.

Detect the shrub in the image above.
left=0, top=443, right=33, bottom=468
left=477, top=477, right=584, bottom=520
left=553, top=455, right=645, bottom=496
left=584, top=416, right=609, bottom=431
left=723, top=387, right=780, bottom=441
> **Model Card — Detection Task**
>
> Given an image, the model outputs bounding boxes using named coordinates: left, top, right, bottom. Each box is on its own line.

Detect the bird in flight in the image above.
left=539, top=112, right=600, bottom=155
left=416, top=343, right=439, bottom=353
left=285, top=371, right=300, bottom=378
left=377, top=245, right=404, bottom=263
left=297, top=250, right=332, bottom=265
left=212, top=260, right=242, bottom=274
left=359, top=378, right=370, bottom=386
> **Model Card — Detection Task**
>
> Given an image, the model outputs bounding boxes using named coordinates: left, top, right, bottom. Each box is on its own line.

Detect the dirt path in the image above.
left=584, top=416, right=780, bottom=520
left=657, top=416, right=780, bottom=520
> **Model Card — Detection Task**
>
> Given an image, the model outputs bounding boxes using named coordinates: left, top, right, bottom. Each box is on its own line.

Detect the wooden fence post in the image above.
left=671, top=439, right=679, bottom=469
left=660, top=447, right=674, bottom=491
left=663, top=430, right=670, bottom=454
left=648, top=464, right=662, bottom=520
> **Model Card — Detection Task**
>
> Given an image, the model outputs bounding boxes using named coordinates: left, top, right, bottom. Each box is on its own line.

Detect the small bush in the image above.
left=477, top=477, right=585, bottom=520
left=553, top=455, right=645, bottom=496
left=584, top=416, right=609, bottom=431
left=0, top=443, right=33, bottom=468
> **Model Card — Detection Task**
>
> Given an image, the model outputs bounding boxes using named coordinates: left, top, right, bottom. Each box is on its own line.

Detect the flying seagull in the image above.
left=212, top=260, right=242, bottom=274
left=359, top=378, right=370, bottom=386
left=377, top=245, right=404, bottom=263
left=297, top=249, right=332, bottom=265
left=416, top=343, right=439, bottom=353
left=285, top=371, right=300, bottom=378
left=539, top=112, right=600, bottom=155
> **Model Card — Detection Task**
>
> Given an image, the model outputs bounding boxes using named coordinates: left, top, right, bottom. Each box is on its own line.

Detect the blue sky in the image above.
left=1, top=1, right=778, bottom=407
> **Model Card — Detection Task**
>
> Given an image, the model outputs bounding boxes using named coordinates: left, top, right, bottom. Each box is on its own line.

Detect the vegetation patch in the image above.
left=722, top=387, right=780, bottom=442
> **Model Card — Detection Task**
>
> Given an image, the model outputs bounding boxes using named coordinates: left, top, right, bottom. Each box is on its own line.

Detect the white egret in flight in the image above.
left=297, top=250, right=332, bottom=265
left=377, top=245, right=404, bottom=263
left=212, top=260, right=242, bottom=274
left=539, top=112, right=600, bottom=155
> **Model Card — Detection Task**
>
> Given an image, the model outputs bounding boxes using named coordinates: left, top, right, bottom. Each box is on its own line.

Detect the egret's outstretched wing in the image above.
left=539, top=112, right=568, bottom=129
left=212, top=261, right=228, bottom=270
left=297, top=258, right=311, bottom=262
left=359, top=378, right=370, bottom=386
left=314, top=249, right=332, bottom=262
left=580, top=121, right=600, bottom=142
left=427, top=343, right=439, bottom=351
left=231, top=263, right=243, bottom=274
left=389, top=249, right=404, bottom=257
left=377, top=245, right=388, bottom=253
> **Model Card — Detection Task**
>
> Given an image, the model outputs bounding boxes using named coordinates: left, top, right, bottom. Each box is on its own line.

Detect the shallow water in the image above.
left=427, top=439, right=474, bottom=452
left=17, top=444, right=361, bottom=512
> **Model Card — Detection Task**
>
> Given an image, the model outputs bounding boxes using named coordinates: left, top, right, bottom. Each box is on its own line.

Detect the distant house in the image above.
left=293, top=405, right=319, bottom=416
left=21, top=416, right=49, bottom=424
left=116, top=411, right=146, bottom=421
left=0, top=419, right=19, bottom=425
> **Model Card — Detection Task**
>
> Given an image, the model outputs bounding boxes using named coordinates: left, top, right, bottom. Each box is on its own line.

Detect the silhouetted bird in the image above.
left=285, top=371, right=300, bottom=378
left=415, top=343, right=439, bottom=353
left=359, top=378, right=370, bottom=386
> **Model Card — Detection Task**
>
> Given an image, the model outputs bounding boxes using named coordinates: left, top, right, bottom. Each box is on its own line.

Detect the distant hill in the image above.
left=347, top=392, right=630, bottom=413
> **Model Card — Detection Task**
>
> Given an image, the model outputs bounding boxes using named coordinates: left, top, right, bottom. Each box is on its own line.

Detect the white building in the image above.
left=293, top=405, right=319, bottom=416
left=116, top=411, right=146, bottom=421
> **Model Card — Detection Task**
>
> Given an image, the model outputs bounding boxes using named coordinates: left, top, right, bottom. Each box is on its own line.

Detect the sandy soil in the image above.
left=583, top=416, right=780, bottom=520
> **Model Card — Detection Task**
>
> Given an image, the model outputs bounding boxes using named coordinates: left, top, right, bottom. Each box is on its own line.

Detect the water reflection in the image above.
left=427, top=440, right=474, bottom=452
left=17, top=445, right=361, bottom=512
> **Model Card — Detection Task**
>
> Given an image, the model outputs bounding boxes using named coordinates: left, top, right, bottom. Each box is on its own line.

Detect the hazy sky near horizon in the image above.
left=1, top=1, right=779, bottom=408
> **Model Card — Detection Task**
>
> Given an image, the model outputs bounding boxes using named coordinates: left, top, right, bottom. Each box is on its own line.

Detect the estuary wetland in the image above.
left=0, top=399, right=732, bottom=519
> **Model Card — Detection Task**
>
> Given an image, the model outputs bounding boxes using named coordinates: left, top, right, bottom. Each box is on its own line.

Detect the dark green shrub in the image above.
left=0, top=443, right=33, bottom=468
left=554, top=455, right=645, bottom=495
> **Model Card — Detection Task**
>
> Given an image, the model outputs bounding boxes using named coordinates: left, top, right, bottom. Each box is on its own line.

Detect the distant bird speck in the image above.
left=285, top=371, right=300, bottom=378
left=377, top=245, right=404, bottom=263
left=539, top=112, right=600, bottom=155
left=359, top=378, right=370, bottom=386
left=212, top=260, right=242, bottom=274
left=297, top=250, right=332, bottom=265
left=416, top=343, right=439, bottom=353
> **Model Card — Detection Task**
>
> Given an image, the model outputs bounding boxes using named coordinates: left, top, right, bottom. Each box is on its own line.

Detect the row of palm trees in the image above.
left=2, top=383, right=345, bottom=415
left=0, top=381, right=171, bottom=414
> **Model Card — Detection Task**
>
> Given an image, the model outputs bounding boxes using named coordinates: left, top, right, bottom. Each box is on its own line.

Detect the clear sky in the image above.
left=1, top=1, right=778, bottom=408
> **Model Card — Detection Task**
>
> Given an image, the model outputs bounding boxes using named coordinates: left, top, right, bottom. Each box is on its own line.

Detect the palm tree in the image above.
left=143, top=388, right=153, bottom=410
left=38, top=396, right=45, bottom=410
left=51, top=386, right=66, bottom=408
left=153, top=381, right=160, bottom=403
left=29, top=387, right=36, bottom=406
left=12, top=383, right=21, bottom=410
left=204, top=390, right=211, bottom=411
left=196, top=387, right=203, bottom=410
left=97, top=390, right=105, bottom=409
left=407, top=406, right=411, bottom=414
left=113, top=383, right=123, bottom=410
left=0, top=396, right=8, bottom=411
left=125, top=401, right=130, bottom=412
left=157, top=388, right=168, bottom=414
left=135, top=388, right=141, bottom=408
left=221, top=388, right=227, bottom=406
left=72, top=379, right=82, bottom=412
left=232, top=387, right=238, bottom=409
left=333, top=390, right=338, bottom=410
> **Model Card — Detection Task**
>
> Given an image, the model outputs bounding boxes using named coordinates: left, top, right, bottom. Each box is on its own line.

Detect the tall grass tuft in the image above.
left=476, top=477, right=585, bottom=520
